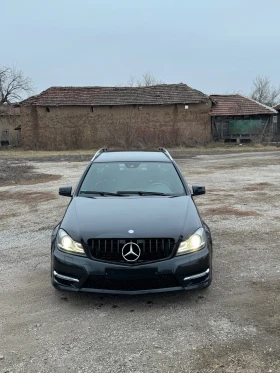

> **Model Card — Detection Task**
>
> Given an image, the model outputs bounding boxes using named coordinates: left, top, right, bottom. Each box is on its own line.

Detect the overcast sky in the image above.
left=2, top=0, right=280, bottom=97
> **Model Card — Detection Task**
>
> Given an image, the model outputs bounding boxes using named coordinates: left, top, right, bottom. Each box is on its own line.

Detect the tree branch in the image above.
left=250, top=75, right=280, bottom=106
left=0, top=66, right=33, bottom=104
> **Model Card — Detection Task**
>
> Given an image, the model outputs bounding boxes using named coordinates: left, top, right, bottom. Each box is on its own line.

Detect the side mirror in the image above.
left=192, top=184, right=205, bottom=196
left=59, top=186, right=72, bottom=197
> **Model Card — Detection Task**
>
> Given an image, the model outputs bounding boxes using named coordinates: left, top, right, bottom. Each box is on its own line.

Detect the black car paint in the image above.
left=52, top=245, right=211, bottom=294
left=60, top=196, right=201, bottom=245
left=51, top=151, right=212, bottom=294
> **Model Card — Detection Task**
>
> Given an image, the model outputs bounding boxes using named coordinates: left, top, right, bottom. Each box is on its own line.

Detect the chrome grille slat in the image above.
left=88, top=238, right=175, bottom=264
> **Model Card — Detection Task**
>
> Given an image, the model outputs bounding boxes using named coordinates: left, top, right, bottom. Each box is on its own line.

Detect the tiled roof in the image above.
left=0, top=105, right=20, bottom=116
left=273, top=103, right=280, bottom=111
left=210, top=94, right=277, bottom=116
left=20, top=84, right=209, bottom=106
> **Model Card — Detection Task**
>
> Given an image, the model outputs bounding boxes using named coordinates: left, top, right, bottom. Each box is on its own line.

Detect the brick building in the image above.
left=20, top=84, right=212, bottom=150
left=0, top=105, right=21, bottom=146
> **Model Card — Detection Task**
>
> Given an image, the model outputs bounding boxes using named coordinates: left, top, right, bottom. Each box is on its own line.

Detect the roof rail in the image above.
left=92, top=147, right=108, bottom=161
left=158, top=147, right=173, bottom=160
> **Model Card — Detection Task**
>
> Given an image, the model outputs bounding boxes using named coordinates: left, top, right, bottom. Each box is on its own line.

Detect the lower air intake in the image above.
left=83, top=274, right=179, bottom=291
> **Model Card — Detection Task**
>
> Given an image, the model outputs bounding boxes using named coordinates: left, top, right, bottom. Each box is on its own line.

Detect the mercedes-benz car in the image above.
left=51, top=148, right=212, bottom=294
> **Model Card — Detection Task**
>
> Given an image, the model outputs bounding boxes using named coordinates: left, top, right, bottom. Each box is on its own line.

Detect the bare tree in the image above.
left=250, top=75, right=280, bottom=107
left=0, top=66, right=33, bottom=105
left=137, top=71, right=164, bottom=87
left=126, top=75, right=137, bottom=87
left=124, top=71, right=164, bottom=87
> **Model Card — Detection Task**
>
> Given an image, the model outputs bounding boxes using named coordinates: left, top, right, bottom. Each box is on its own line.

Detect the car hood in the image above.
left=61, top=196, right=202, bottom=243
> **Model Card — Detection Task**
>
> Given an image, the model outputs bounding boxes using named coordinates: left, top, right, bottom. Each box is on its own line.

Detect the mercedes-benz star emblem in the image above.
left=122, top=242, right=141, bottom=262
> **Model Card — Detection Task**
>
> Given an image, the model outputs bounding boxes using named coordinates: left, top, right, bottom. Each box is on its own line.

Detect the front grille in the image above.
left=83, top=275, right=179, bottom=291
left=88, top=238, right=175, bottom=264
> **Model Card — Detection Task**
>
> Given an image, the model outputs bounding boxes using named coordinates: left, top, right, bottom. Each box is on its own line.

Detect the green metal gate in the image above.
left=229, top=120, right=262, bottom=135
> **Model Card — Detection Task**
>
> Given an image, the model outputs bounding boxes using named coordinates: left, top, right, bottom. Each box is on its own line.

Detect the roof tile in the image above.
left=20, top=84, right=209, bottom=106
left=210, top=94, right=277, bottom=116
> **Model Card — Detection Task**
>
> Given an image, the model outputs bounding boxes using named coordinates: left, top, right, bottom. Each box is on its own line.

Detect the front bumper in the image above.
left=52, top=246, right=211, bottom=294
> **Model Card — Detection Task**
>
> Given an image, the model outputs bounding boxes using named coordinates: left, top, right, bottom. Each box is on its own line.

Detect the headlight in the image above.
left=176, top=228, right=206, bottom=256
left=57, top=229, right=85, bottom=256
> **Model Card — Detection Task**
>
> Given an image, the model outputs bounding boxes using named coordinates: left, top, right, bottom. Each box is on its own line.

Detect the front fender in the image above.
left=51, top=223, right=60, bottom=248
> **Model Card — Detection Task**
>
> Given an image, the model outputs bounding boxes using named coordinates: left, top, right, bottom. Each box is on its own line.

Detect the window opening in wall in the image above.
left=273, top=116, right=277, bottom=123
left=46, top=107, right=50, bottom=112
left=185, top=105, right=189, bottom=110
left=1, top=129, right=9, bottom=145
left=138, top=106, right=142, bottom=111
left=90, top=106, right=94, bottom=112
left=2, top=130, right=9, bottom=138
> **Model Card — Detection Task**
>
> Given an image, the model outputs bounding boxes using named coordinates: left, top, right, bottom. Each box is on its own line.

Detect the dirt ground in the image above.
left=0, top=150, right=279, bottom=373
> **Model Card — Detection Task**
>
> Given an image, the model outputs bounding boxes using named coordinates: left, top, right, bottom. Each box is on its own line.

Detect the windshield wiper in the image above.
left=79, top=190, right=128, bottom=196
left=117, top=191, right=170, bottom=196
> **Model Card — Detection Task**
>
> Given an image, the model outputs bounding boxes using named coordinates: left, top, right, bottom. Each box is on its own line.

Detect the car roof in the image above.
left=92, top=151, right=172, bottom=163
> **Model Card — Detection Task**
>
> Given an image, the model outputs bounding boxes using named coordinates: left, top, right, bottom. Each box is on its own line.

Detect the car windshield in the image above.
left=79, top=162, right=186, bottom=196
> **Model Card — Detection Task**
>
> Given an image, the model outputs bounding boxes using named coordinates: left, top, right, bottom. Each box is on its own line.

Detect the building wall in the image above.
left=0, top=115, right=21, bottom=146
left=275, top=111, right=280, bottom=137
left=21, top=101, right=212, bottom=150
left=20, top=106, right=39, bottom=149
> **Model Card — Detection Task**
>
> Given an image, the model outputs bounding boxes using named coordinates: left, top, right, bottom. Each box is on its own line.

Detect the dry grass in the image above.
left=0, top=149, right=97, bottom=157
left=207, top=193, right=236, bottom=198
left=215, top=164, right=244, bottom=171
left=215, top=159, right=280, bottom=171
left=204, top=206, right=260, bottom=217
left=182, top=169, right=214, bottom=175
left=0, top=144, right=279, bottom=158
left=0, top=160, right=61, bottom=186
left=15, top=174, right=61, bottom=186
left=0, top=212, right=18, bottom=221
left=0, top=191, right=57, bottom=204
left=245, top=182, right=273, bottom=191
left=171, top=144, right=280, bottom=154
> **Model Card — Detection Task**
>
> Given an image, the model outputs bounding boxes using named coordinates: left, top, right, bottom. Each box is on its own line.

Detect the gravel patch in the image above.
left=0, top=151, right=279, bottom=373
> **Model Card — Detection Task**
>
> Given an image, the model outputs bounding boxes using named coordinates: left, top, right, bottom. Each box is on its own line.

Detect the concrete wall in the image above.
left=21, top=101, right=212, bottom=150
left=0, top=115, right=21, bottom=146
